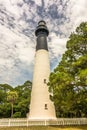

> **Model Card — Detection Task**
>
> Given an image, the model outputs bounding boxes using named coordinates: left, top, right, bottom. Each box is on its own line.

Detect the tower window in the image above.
left=44, top=79, right=46, bottom=84
left=45, top=104, right=48, bottom=110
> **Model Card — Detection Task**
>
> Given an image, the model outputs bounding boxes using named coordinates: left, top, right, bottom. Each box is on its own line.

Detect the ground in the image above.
left=0, top=126, right=87, bottom=130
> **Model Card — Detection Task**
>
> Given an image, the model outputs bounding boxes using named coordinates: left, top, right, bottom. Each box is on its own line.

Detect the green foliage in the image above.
left=7, top=91, right=18, bottom=103
left=12, top=112, right=21, bottom=118
left=0, top=80, right=32, bottom=118
left=0, top=103, right=11, bottom=118
left=0, top=84, right=13, bottom=118
left=14, top=80, right=32, bottom=117
left=49, top=22, right=87, bottom=118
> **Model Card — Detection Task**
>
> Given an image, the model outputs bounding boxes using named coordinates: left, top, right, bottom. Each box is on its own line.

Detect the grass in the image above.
left=0, top=126, right=87, bottom=130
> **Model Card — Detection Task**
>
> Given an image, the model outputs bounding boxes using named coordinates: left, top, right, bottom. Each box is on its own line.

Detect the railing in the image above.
left=0, top=118, right=87, bottom=127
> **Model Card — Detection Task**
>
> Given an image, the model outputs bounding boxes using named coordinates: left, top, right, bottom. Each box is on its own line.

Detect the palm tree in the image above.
left=7, top=91, right=18, bottom=118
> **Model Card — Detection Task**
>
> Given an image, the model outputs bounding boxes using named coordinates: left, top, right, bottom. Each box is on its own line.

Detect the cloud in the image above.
left=0, top=22, right=34, bottom=86
left=0, top=0, right=87, bottom=86
left=64, top=0, right=87, bottom=32
left=34, top=0, right=42, bottom=6
left=48, top=32, right=67, bottom=70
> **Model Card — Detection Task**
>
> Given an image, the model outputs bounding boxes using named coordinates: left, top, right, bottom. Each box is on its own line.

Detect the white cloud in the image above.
left=49, top=32, right=67, bottom=58
left=34, top=0, right=42, bottom=6
left=0, top=23, right=34, bottom=86
left=0, top=0, right=22, bottom=18
left=65, top=0, right=87, bottom=32
left=18, top=45, right=34, bottom=64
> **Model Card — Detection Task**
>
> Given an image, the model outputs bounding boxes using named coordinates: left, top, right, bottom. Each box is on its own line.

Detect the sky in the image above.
left=0, top=0, right=87, bottom=87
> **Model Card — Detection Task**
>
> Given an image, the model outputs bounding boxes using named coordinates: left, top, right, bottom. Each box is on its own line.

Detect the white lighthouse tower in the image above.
left=29, top=20, right=56, bottom=120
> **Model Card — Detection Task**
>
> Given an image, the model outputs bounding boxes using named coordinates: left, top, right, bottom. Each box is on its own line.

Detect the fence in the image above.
left=0, top=118, right=87, bottom=127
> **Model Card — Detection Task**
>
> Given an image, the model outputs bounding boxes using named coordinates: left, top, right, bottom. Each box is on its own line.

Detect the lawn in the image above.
left=0, top=126, right=87, bottom=130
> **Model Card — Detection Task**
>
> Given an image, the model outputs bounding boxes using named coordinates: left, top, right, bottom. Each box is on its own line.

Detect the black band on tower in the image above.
left=35, top=20, right=49, bottom=51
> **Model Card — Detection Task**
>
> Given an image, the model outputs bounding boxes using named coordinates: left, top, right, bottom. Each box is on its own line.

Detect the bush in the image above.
left=12, top=112, right=21, bottom=118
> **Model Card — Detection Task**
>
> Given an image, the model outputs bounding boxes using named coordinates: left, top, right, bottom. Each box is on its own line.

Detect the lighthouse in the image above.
left=29, top=20, right=56, bottom=120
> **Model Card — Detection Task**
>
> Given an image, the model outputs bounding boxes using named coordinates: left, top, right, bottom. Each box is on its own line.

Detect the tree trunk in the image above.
left=11, top=103, right=13, bottom=118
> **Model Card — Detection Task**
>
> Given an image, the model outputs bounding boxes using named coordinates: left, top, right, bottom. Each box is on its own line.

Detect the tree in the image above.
left=7, top=91, right=18, bottom=118
left=14, top=80, right=32, bottom=117
left=0, top=84, right=13, bottom=118
left=49, top=22, right=87, bottom=117
left=0, top=80, right=32, bottom=118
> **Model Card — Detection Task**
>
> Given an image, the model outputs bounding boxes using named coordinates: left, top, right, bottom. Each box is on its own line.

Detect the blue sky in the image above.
left=0, top=0, right=87, bottom=87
